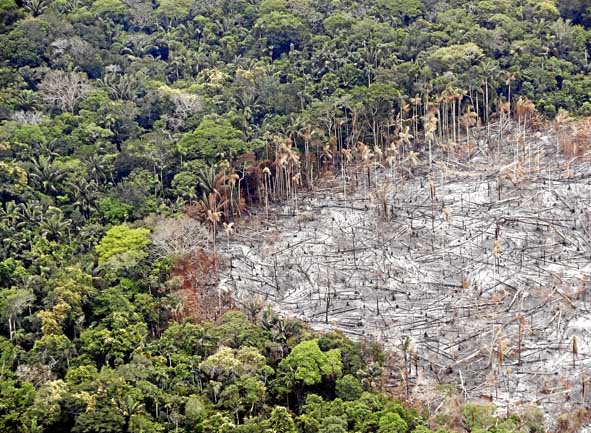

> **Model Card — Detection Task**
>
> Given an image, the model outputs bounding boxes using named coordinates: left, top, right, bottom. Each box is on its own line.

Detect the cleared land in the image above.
left=218, top=122, right=591, bottom=418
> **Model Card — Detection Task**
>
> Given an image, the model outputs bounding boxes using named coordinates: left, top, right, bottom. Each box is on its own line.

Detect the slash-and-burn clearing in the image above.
left=218, top=121, right=591, bottom=421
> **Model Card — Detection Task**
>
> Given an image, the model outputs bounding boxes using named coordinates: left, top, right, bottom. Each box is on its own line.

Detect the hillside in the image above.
left=1, top=0, right=591, bottom=432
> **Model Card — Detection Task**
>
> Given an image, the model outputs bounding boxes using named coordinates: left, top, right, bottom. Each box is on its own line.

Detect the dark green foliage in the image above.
left=335, top=375, right=364, bottom=401
left=0, top=0, right=23, bottom=33
left=558, top=0, right=591, bottom=26
left=255, top=10, right=307, bottom=57
left=98, top=197, right=133, bottom=224
left=0, top=19, right=48, bottom=67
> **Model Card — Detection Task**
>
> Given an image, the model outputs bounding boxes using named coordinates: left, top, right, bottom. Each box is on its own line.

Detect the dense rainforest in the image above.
left=1, top=0, right=591, bottom=431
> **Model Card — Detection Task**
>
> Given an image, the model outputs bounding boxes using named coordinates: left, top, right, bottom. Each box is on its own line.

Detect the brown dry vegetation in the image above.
left=559, top=117, right=591, bottom=157
left=169, top=251, right=233, bottom=322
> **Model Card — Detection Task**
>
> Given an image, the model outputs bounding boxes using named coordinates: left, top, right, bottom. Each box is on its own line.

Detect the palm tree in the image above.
left=406, top=151, right=421, bottom=172
left=23, top=0, right=49, bottom=16
left=262, top=167, right=271, bottom=218
left=97, top=17, right=119, bottom=45
left=15, top=90, right=39, bottom=111
left=441, top=86, right=462, bottom=142
left=477, top=59, right=499, bottom=125
left=320, top=144, right=333, bottom=166
left=29, top=155, right=66, bottom=195
left=341, top=148, right=353, bottom=203
left=497, top=99, right=510, bottom=153
left=409, top=95, right=422, bottom=142
left=453, top=88, right=467, bottom=141
left=116, top=394, right=146, bottom=433
left=298, top=125, right=316, bottom=188
left=515, top=97, right=536, bottom=162
left=505, top=72, right=517, bottom=118
left=84, top=154, right=110, bottom=185
left=98, top=72, right=138, bottom=101
left=516, top=314, right=526, bottom=365
left=0, top=289, right=34, bottom=340
left=40, top=209, right=71, bottom=242
left=461, top=107, right=478, bottom=161
left=164, top=294, right=184, bottom=322
left=572, top=336, right=578, bottom=369
left=196, top=165, right=223, bottom=196
left=400, top=336, right=415, bottom=399
left=358, top=363, right=382, bottom=391
left=355, top=141, right=372, bottom=191
left=197, top=193, right=225, bottom=257
left=69, top=180, right=98, bottom=220
left=223, top=222, right=234, bottom=249
left=424, top=110, right=438, bottom=169
left=0, top=201, right=22, bottom=230
left=226, top=173, right=240, bottom=216
left=16, top=202, right=42, bottom=229
left=21, top=417, right=42, bottom=433
left=554, top=108, right=572, bottom=156
left=398, top=125, right=413, bottom=158
left=275, top=138, right=300, bottom=206
left=291, top=172, right=301, bottom=211
left=196, top=165, right=239, bottom=219
left=235, top=156, right=255, bottom=217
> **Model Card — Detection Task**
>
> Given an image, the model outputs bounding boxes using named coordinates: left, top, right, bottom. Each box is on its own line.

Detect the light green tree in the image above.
left=268, top=406, right=296, bottom=433
left=279, top=339, right=342, bottom=386
left=378, top=412, right=408, bottom=433
left=178, top=115, right=249, bottom=162
left=95, top=225, right=150, bottom=269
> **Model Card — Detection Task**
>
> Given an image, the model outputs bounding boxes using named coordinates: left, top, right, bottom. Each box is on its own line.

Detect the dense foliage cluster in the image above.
left=1, top=308, right=545, bottom=433
left=0, top=0, right=588, bottom=431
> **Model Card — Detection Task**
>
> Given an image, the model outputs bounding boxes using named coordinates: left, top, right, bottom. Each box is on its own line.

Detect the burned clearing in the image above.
left=218, top=123, right=591, bottom=418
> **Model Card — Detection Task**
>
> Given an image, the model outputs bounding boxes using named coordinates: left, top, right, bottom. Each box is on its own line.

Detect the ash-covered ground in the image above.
left=218, top=127, right=591, bottom=420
